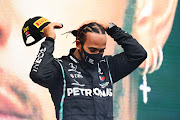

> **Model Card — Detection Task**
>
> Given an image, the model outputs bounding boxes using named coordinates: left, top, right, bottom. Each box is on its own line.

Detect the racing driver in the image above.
left=30, top=20, right=147, bottom=120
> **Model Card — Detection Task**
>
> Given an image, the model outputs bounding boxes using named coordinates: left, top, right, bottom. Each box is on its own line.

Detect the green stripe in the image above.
left=56, top=60, right=66, bottom=120
left=123, top=0, right=136, bottom=32
left=113, top=1, right=136, bottom=119
left=114, top=0, right=136, bottom=55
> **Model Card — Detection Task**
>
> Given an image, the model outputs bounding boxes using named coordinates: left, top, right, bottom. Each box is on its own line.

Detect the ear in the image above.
left=76, top=40, right=82, bottom=51
left=133, top=0, right=178, bottom=68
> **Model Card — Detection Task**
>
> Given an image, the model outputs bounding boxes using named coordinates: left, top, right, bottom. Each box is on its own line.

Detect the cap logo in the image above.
left=23, top=26, right=29, bottom=33
left=33, top=17, right=50, bottom=28
left=25, top=31, right=30, bottom=38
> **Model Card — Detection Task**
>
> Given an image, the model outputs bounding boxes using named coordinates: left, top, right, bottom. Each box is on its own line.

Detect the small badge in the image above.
left=99, top=75, right=105, bottom=82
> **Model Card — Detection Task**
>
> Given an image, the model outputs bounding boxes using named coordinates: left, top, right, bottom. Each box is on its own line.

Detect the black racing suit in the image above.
left=30, top=25, right=147, bottom=120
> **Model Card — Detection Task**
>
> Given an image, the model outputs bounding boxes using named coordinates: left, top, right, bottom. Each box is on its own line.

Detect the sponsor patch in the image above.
left=25, top=31, right=30, bottom=38
left=68, top=63, right=81, bottom=74
left=99, top=75, right=105, bottom=81
left=23, top=26, right=29, bottom=33
left=32, top=47, right=46, bottom=72
left=88, top=58, right=94, bottom=64
left=70, top=74, right=83, bottom=79
left=33, top=17, right=50, bottom=28
left=67, top=87, right=112, bottom=97
left=99, top=82, right=109, bottom=88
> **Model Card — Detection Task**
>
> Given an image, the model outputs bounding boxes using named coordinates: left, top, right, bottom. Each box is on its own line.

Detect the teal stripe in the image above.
left=56, top=60, right=66, bottom=120
left=123, top=0, right=136, bottom=32
left=106, top=58, right=113, bottom=85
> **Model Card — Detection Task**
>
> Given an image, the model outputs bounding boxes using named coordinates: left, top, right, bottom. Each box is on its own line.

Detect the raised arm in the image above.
left=106, top=23, right=147, bottom=83
left=29, top=23, right=63, bottom=88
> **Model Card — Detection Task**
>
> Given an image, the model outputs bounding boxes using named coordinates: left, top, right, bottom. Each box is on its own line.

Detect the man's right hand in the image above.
left=43, top=22, right=63, bottom=40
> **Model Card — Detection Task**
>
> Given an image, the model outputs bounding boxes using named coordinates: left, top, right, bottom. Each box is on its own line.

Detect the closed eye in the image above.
left=89, top=48, right=98, bottom=53
left=99, top=48, right=105, bottom=53
left=88, top=47, right=105, bottom=54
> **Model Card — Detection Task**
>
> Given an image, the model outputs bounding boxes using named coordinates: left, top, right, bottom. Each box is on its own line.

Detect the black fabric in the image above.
left=107, top=26, right=147, bottom=83
left=30, top=26, right=147, bottom=120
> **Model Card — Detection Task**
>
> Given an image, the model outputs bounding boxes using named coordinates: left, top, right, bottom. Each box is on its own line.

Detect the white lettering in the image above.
left=74, top=74, right=83, bottom=78
left=88, top=58, right=94, bottom=64
left=32, top=47, right=46, bottom=72
left=70, top=74, right=83, bottom=79
left=101, top=90, right=106, bottom=97
left=67, top=87, right=112, bottom=97
left=79, top=88, right=85, bottom=96
left=93, top=88, right=99, bottom=96
left=107, top=88, right=112, bottom=97
left=67, top=88, right=73, bottom=96
left=73, top=87, right=80, bottom=96
left=85, top=89, right=92, bottom=96
left=70, top=74, right=74, bottom=78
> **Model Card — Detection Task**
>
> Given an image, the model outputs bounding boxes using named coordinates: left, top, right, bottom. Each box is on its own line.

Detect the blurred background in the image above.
left=0, top=0, right=179, bottom=120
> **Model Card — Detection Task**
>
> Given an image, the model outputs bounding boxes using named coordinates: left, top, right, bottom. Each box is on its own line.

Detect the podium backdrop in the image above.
left=0, top=0, right=179, bottom=120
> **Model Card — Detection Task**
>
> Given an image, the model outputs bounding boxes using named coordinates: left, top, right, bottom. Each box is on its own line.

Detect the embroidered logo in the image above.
left=68, top=63, right=81, bottom=74
left=99, top=75, right=105, bottom=81
left=71, top=79, right=85, bottom=87
left=99, top=82, right=109, bottom=88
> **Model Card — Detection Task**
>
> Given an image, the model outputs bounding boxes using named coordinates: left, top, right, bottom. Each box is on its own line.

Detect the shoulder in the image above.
left=54, top=55, right=70, bottom=62
left=54, top=55, right=74, bottom=68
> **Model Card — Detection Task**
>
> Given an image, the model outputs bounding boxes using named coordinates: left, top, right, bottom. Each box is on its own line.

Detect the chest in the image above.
left=62, top=62, right=113, bottom=98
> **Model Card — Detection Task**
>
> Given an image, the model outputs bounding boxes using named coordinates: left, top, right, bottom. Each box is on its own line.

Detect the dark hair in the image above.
left=71, top=22, right=105, bottom=44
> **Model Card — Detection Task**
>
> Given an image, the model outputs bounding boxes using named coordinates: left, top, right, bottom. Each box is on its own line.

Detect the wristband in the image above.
left=108, top=22, right=116, bottom=29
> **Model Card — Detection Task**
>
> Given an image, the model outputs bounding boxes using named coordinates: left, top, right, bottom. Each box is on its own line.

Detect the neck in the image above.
left=73, top=49, right=82, bottom=61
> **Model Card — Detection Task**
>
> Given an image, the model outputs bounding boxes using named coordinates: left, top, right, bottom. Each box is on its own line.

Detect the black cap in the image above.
left=22, top=16, right=51, bottom=46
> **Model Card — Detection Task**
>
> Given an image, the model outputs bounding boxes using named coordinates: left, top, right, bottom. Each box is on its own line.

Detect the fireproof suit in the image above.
left=30, top=25, right=147, bottom=120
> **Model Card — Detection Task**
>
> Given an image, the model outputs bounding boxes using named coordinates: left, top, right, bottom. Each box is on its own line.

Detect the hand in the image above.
left=43, top=22, right=63, bottom=39
left=78, top=20, right=110, bottom=31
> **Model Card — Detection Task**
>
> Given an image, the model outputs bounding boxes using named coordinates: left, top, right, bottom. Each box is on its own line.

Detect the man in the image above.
left=30, top=21, right=147, bottom=120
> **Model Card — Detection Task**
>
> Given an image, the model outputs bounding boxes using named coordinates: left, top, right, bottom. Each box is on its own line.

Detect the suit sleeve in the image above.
left=29, top=37, right=63, bottom=88
left=106, top=25, right=147, bottom=83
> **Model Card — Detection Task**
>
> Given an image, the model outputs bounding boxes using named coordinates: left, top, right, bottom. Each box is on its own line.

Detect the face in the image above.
left=81, top=32, right=107, bottom=55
